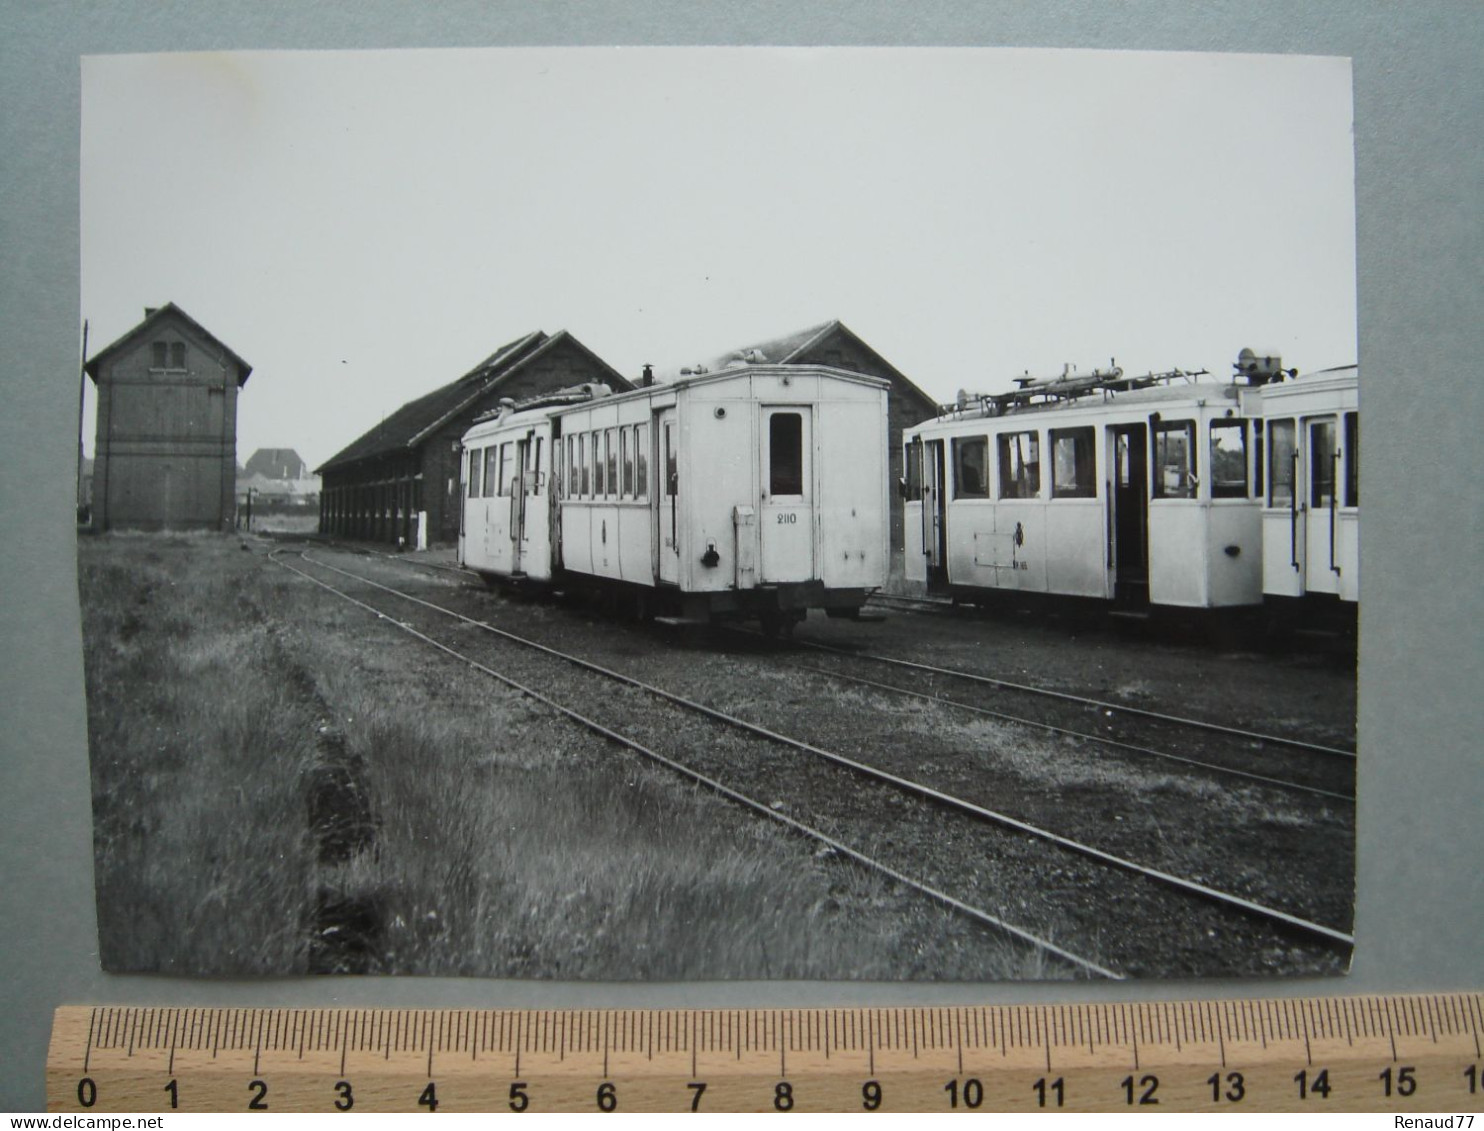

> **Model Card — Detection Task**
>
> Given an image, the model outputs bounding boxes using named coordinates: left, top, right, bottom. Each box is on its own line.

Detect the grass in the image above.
left=78, top=533, right=1063, bottom=980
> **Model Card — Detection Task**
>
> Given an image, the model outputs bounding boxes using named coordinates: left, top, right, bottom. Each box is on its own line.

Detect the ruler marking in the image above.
left=82, top=1008, right=96, bottom=1073
left=1384, top=997, right=1399, bottom=1060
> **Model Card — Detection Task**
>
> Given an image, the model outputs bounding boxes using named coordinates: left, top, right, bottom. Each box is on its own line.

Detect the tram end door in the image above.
left=1107, top=424, right=1150, bottom=607
left=922, top=438, right=948, bottom=594
left=654, top=408, right=680, bottom=585
left=508, top=437, right=528, bottom=575
left=759, top=405, right=814, bottom=583
left=1303, top=415, right=1342, bottom=598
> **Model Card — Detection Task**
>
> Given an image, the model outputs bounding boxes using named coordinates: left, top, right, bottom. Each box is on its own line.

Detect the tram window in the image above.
left=1310, top=419, right=1337, bottom=507
left=635, top=424, right=649, bottom=498
left=1253, top=420, right=1264, bottom=497
left=1152, top=419, right=1197, bottom=499
left=769, top=413, right=804, bottom=496
left=953, top=437, right=988, bottom=498
left=593, top=433, right=606, bottom=497
left=606, top=428, right=619, bottom=498
left=499, top=443, right=517, bottom=496
left=665, top=422, right=677, bottom=496
left=565, top=436, right=575, bottom=498
left=467, top=451, right=480, bottom=498
left=1345, top=412, right=1359, bottom=506
left=905, top=441, right=923, bottom=497
left=579, top=433, right=590, bottom=496
left=1050, top=427, right=1096, bottom=499
left=621, top=428, right=633, bottom=497
left=530, top=438, right=542, bottom=495
left=998, top=431, right=1040, bottom=499
left=1210, top=420, right=1249, bottom=498
left=483, top=446, right=499, bottom=497
left=1268, top=419, right=1296, bottom=506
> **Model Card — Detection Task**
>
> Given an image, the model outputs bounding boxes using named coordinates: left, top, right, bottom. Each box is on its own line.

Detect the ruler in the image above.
left=48, top=995, right=1484, bottom=1113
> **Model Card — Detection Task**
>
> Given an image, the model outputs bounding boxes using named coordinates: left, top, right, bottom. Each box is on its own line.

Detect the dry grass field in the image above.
left=78, top=533, right=1048, bottom=979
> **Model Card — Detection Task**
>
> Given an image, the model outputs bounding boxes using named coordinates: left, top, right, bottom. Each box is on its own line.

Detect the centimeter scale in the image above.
left=49, top=995, right=1484, bottom=1113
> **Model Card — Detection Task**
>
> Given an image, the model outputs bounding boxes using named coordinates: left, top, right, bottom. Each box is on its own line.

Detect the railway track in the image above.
left=270, top=546, right=1353, bottom=978
left=350, top=542, right=1355, bottom=764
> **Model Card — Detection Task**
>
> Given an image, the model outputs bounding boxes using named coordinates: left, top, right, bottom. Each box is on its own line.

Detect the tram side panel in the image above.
left=815, top=390, right=890, bottom=592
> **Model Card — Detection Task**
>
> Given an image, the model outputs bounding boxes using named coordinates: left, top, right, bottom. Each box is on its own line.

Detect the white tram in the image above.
left=902, top=365, right=1270, bottom=612
left=1254, top=363, right=1359, bottom=613
left=459, top=365, right=889, bottom=631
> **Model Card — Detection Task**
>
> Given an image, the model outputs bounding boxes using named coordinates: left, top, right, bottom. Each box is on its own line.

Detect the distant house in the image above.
left=245, top=448, right=311, bottom=480
left=318, top=330, right=631, bottom=547
left=675, top=320, right=939, bottom=561
left=238, top=448, right=320, bottom=511
left=85, top=303, right=251, bottom=532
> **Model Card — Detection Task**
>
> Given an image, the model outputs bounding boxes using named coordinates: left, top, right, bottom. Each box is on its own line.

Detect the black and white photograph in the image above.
left=76, top=46, right=1359, bottom=982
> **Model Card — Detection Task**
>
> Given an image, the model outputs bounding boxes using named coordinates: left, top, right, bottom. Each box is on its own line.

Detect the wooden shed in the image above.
left=318, top=330, right=631, bottom=547
left=678, top=320, right=939, bottom=564
left=85, top=303, right=251, bottom=532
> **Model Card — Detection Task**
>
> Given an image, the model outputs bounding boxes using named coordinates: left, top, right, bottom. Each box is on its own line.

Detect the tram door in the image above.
left=922, top=439, right=948, bottom=593
left=1303, top=416, right=1342, bottom=597
left=759, top=406, right=814, bottom=582
left=1108, top=424, right=1149, bottom=605
left=508, top=438, right=529, bottom=574
left=655, top=408, right=680, bottom=585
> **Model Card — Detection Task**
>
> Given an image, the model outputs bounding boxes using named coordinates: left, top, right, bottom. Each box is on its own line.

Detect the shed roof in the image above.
left=671, top=319, right=939, bottom=415
left=317, top=330, right=631, bottom=474
left=84, top=302, right=253, bottom=385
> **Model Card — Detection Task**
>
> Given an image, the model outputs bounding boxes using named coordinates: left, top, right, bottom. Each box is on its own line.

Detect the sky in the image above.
left=80, top=47, right=1356, bottom=471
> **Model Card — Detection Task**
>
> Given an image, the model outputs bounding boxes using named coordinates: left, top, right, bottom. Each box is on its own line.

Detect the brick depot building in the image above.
left=318, top=330, right=630, bottom=547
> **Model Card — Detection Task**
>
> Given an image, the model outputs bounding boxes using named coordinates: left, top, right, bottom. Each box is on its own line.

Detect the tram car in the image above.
left=1253, top=361, right=1358, bottom=619
left=902, top=362, right=1272, bottom=612
left=458, top=364, right=890, bottom=631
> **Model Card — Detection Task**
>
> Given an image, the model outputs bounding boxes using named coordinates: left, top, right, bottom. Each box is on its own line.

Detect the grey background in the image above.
left=2, top=1, right=1480, bottom=1113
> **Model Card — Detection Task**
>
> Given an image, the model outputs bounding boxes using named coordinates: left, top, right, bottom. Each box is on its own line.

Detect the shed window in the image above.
left=1209, top=420, right=1249, bottom=498
left=1344, top=412, right=1359, bottom=506
left=769, top=413, right=804, bottom=496
left=1050, top=427, right=1096, bottom=498
left=998, top=431, right=1040, bottom=499
left=1269, top=418, right=1296, bottom=506
left=1153, top=419, right=1197, bottom=499
left=952, top=436, right=988, bottom=499
left=151, top=341, right=185, bottom=368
